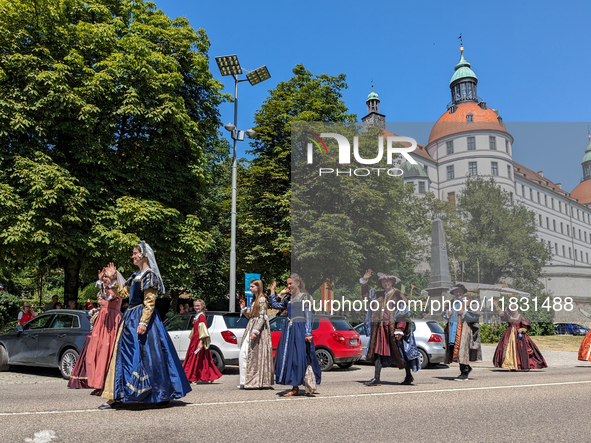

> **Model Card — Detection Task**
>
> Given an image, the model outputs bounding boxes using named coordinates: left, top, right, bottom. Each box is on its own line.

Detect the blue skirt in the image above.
left=275, top=320, right=321, bottom=387
left=108, top=305, right=191, bottom=403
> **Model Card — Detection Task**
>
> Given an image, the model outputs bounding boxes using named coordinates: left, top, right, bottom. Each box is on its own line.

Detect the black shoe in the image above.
left=401, top=376, right=414, bottom=385
left=454, top=374, right=468, bottom=381
left=466, top=366, right=473, bottom=377
left=365, top=378, right=381, bottom=386
left=98, top=401, right=120, bottom=410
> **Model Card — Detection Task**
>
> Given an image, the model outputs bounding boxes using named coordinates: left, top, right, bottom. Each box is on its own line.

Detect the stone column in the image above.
left=426, top=218, right=453, bottom=317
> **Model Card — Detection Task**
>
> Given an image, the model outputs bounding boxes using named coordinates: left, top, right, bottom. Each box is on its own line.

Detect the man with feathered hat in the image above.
left=360, top=270, right=420, bottom=386
left=443, top=283, right=482, bottom=381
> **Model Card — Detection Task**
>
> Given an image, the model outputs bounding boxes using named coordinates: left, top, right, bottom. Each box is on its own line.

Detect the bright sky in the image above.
left=156, top=0, right=591, bottom=192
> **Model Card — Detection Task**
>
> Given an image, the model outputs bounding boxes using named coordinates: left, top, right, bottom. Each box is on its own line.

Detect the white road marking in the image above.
left=2, top=380, right=590, bottom=417
left=24, top=430, right=57, bottom=443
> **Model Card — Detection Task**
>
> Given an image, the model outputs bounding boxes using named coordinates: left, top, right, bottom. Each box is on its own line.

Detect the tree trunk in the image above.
left=62, top=257, right=82, bottom=307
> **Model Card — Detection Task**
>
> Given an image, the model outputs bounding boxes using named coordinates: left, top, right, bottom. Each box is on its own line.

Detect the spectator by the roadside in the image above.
left=67, top=300, right=77, bottom=310
left=55, top=302, right=62, bottom=309
left=45, top=295, right=59, bottom=311
left=18, top=303, right=37, bottom=325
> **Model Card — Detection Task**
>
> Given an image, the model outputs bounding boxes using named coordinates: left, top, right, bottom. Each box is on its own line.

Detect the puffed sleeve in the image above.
left=111, top=283, right=130, bottom=300
left=141, top=271, right=163, bottom=294
left=139, top=288, right=158, bottom=326
left=270, top=293, right=288, bottom=310
left=198, top=321, right=211, bottom=349
left=251, top=298, right=268, bottom=335
left=304, top=295, right=312, bottom=337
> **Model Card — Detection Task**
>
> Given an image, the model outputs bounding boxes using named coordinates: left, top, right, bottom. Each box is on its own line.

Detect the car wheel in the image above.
left=59, top=348, right=79, bottom=380
left=210, top=348, right=225, bottom=373
left=316, top=348, right=334, bottom=372
left=0, top=345, right=9, bottom=371
left=337, top=362, right=353, bottom=369
left=418, top=348, right=429, bottom=370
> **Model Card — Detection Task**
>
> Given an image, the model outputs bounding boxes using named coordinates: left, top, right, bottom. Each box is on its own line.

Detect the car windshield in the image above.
left=223, top=315, right=248, bottom=329
left=270, top=317, right=287, bottom=332
left=165, top=315, right=190, bottom=331
left=355, top=324, right=366, bottom=335
left=427, top=322, right=445, bottom=334
left=24, top=315, right=54, bottom=330
left=330, top=319, right=352, bottom=331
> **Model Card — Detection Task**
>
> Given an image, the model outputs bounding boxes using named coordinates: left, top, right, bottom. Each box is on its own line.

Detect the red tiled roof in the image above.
left=429, top=102, right=508, bottom=143
left=513, top=161, right=572, bottom=198
left=571, top=181, right=591, bottom=205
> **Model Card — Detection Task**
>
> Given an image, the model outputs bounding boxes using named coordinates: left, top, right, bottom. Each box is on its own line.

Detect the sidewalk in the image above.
left=468, top=344, right=591, bottom=368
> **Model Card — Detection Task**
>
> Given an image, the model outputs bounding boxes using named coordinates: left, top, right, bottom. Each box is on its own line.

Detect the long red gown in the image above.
left=85, top=296, right=122, bottom=389
left=182, top=313, right=222, bottom=382
left=493, top=312, right=547, bottom=370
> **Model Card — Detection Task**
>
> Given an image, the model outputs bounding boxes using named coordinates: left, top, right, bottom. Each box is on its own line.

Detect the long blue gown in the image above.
left=103, top=270, right=191, bottom=403
left=270, top=293, right=321, bottom=387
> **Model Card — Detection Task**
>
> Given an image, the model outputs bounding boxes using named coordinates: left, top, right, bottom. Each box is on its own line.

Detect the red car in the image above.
left=269, top=315, right=362, bottom=371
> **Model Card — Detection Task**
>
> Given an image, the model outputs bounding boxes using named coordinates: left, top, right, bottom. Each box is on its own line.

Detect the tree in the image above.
left=236, top=64, right=356, bottom=287
left=0, top=0, right=228, bottom=301
left=454, top=177, right=551, bottom=289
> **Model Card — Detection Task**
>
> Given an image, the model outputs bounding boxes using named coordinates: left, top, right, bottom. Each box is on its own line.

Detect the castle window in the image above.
left=544, top=195, right=548, bottom=206
left=491, top=162, right=498, bottom=176
left=468, top=162, right=477, bottom=176
left=521, top=184, right=525, bottom=196
left=466, top=113, right=473, bottom=123
left=539, top=214, right=542, bottom=225
left=555, top=243, right=558, bottom=254
left=446, top=141, right=454, bottom=155
left=566, top=225, right=569, bottom=236
left=507, top=165, right=512, bottom=179
left=537, top=192, right=540, bottom=203
left=489, top=136, right=496, bottom=150
left=418, top=182, right=426, bottom=194
left=546, top=217, right=550, bottom=229
left=569, top=247, right=572, bottom=259
left=551, top=198, right=554, bottom=209
left=587, top=252, right=589, bottom=263
left=562, top=245, right=565, bottom=256
left=505, top=140, right=510, bottom=153
left=559, top=201, right=562, bottom=212
left=561, top=222, right=564, bottom=234
left=529, top=188, right=533, bottom=200
left=553, top=220, right=556, bottom=231
left=467, top=137, right=476, bottom=151
left=447, top=165, right=455, bottom=180
left=448, top=192, right=455, bottom=204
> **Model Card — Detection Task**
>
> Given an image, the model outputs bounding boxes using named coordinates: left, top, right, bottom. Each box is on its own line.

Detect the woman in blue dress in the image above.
left=99, top=242, right=191, bottom=408
left=270, top=274, right=321, bottom=396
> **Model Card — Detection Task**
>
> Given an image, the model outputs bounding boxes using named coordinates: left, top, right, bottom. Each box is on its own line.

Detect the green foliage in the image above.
left=480, top=322, right=508, bottom=343
left=0, top=0, right=228, bottom=301
left=236, top=64, right=356, bottom=286
left=0, top=292, right=22, bottom=329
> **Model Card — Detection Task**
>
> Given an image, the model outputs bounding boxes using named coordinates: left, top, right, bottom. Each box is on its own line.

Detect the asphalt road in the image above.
left=1, top=361, right=591, bottom=443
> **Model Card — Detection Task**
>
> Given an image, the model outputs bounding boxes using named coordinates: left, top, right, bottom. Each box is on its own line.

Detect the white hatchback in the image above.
left=164, top=312, right=248, bottom=372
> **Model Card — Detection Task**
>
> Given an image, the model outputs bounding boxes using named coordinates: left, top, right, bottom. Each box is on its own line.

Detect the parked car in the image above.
left=554, top=322, right=590, bottom=336
left=354, top=319, right=446, bottom=369
left=164, top=312, right=248, bottom=372
left=0, top=310, right=91, bottom=379
left=0, top=282, right=4, bottom=291
left=269, top=315, right=362, bottom=372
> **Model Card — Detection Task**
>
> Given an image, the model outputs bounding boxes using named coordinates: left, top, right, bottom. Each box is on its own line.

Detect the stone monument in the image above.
left=426, top=218, right=453, bottom=316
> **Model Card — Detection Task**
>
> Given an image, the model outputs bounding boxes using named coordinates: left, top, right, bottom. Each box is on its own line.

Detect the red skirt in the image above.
left=182, top=338, right=222, bottom=383
left=67, top=337, right=91, bottom=389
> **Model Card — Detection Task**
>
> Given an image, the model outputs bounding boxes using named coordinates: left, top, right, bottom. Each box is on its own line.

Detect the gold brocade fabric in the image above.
left=139, top=289, right=157, bottom=325
left=198, top=321, right=211, bottom=349
left=101, top=317, right=126, bottom=400
left=240, top=297, right=274, bottom=388
left=501, top=329, right=518, bottom=370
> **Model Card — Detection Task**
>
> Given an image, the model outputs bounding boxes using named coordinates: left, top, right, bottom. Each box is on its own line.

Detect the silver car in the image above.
left=354, top=319, right=446, bottom=369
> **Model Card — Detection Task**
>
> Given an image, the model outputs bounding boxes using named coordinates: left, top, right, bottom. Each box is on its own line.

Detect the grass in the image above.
left=483, top=335, right=585, bottom=352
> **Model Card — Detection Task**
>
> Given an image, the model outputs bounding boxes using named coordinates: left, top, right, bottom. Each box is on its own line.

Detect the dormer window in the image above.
left=466, top=113, right=473, bottom=123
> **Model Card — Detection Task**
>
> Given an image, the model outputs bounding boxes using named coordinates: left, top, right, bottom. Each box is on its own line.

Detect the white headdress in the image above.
left=376, top=273, right=401, bottom=285
left=139, top=241, right=165, bottom=295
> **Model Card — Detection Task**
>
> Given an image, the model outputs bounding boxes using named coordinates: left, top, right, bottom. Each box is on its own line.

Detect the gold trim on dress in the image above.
left=101, top=317, right=126, bottom=400
left=132, top=371, right=150, bottom=381
left=125, top=383, right=152, bottom=394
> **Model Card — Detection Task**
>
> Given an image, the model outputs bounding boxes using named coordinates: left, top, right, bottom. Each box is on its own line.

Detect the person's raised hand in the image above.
left=104, top=263, right=117, bottom=280
left=363, top=269, right=372, bottom=280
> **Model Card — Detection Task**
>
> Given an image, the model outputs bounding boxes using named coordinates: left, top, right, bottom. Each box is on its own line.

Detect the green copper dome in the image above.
left=367, top=91, right=379, bottom=101
left=582, top=138, right=591, bottom=164
left=449, top=54, right=478, bottom=86
left=401, top=161, right=429, bottom=179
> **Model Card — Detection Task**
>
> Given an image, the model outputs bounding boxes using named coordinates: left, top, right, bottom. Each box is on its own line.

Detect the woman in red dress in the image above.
left=85, top=272, right=123, bottom=395
left=182, top=299, right=222, bottom=383
left=492, top=300, right=547, bottom=371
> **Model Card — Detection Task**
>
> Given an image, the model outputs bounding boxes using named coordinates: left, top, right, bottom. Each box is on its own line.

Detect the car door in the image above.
left=12, top=314, right=55, bottom=363
left=37, top=313, right=78, bottom=364
left=165, top=315, right=191, bottom=361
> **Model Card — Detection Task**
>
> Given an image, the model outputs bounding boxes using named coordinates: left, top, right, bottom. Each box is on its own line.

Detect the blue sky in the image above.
left=157, top=0, right=591, bottom=192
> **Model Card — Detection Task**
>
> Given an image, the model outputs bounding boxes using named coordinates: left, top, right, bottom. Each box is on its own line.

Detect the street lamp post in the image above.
left=215, top=55, right=270, bottom=312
